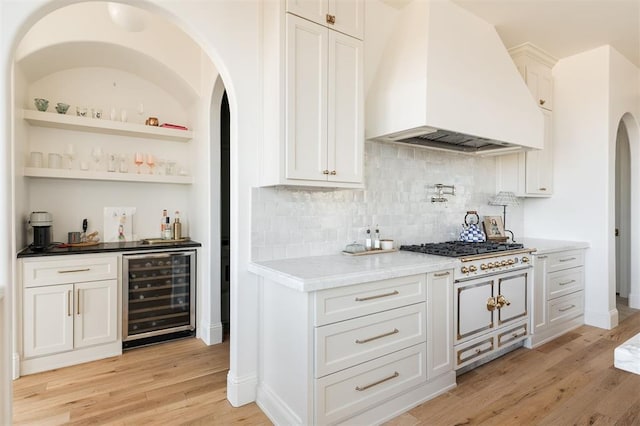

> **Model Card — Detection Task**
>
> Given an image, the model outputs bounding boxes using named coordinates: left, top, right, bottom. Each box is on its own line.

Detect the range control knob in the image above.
left=487, top=262, right=495, bottom=269
left=469, top=265, right=478, bottom=273
left=461, top=266, right=469, bottom=274
left=507, top=259, right=515, bottom=265
left=481, top=264, right=488, bottom=270
left=500, top=260, right=508, bottom=267
left=522, top=256, right=530, bottom=263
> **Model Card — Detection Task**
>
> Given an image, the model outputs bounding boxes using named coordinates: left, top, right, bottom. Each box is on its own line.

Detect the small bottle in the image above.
left=161, top=209, right=168, bottom=238
left=173, top=211, right=182, bottom=240
left=374, top=225, right=381, bottom=249
left=365, top=227, right=372, bottom=251
left=163, top=216, right=173, bottom=240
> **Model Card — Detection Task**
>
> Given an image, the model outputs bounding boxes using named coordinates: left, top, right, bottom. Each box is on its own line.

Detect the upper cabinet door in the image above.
left=285, top=15, right=328, bottom=181
left=525, top=62, right=553, bottom=110
left=327, top=30, right=363, bottom=184
left=287, top=0, right=364, bottom=40
left=525, top=110, right=553, bottom=195
left=286, top=0, right=328, bottom=27
left=328, top=0, right=364, bottom=39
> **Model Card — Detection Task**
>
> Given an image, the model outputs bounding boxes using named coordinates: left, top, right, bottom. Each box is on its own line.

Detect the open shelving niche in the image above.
left=22, top=109, right=194, bottom=184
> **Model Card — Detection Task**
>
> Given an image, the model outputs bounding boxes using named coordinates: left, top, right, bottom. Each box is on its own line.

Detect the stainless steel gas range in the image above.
left=401, top=241, right=536, bottom=372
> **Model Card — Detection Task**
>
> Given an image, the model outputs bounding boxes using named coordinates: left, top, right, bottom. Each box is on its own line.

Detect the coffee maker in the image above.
left=29, top=211, right=53, bottom=251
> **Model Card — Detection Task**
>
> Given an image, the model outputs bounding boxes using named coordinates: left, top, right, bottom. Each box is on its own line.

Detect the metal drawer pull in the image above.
left=558, top=257, right=576, bottom=263
left=355, top=328, right=399, bottom=344
left=58, top=268, right=91, bottom=274
left=558, top=304, right=576, bottom=312
left=77, top=289, right=81, bottom=315
left=355, top=371, right=399, bottom=391
left=433, top=271, right=450, bottom=277
left=355, top=290, right=399, bottom=302
left=558, top=279, right=576, bottom=286
left=67, top=290, right=72, bottom=317
left=537, top=255, right=548, bottom=259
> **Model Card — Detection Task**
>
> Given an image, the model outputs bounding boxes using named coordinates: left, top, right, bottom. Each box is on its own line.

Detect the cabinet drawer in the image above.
left=314, top=274, right=426, bottom=326
left=548, top=267, right=583, bottom=299
left=497, top=321, right=528, bottom=349
left=315, top=303, right=426, bottom=378
left=549, top=292, right=584, bottom=325
left=23, top=256, right=118, bottom=287
left=455, top=336, right=494, bottom=370
left=315, top=343, right=426, bottom=425
left=546, top=250, right=584, bottom=273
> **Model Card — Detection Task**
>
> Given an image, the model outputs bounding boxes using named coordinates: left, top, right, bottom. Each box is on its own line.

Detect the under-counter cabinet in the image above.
left=20, top=255, right=120, bottom=375
left=261, top=1, right=364, bottom=188
left=496, top=43, right=556, bottom=197
left=526, top=249, right=585, bottom=348
left=257, top=271, right=455, bottom=425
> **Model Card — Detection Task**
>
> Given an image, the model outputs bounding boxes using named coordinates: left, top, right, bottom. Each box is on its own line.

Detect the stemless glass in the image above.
left=91, top=147, right=103, bottom=171
left=146, top=154, right=155, bottom=174
left=134, top=152, right=144, bottom=174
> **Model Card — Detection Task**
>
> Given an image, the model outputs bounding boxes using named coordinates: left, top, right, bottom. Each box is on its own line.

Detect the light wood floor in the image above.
left=14, top=309, right=640, bottom=425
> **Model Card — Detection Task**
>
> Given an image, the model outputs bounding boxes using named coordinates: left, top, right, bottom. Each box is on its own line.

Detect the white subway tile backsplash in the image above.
left=251, top=141, right=524, bottom=261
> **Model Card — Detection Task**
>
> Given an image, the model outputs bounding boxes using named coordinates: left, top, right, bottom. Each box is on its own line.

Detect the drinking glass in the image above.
left=146, top=154, right=155, bottom=174
left=91, top=147, right=103, bottom=171
left=134, top=152, right=144, bottom=174
left=65, top=144, right=75, bottom=169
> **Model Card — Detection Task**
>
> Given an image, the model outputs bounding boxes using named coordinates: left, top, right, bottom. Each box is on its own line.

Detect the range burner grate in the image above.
left=400, top=241, right=524, bottom=258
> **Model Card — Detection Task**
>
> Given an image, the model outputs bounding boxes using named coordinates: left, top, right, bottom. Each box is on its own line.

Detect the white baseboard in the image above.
left=629, top=291, right=640, bottom=309
left=257, top=382, right=303, bottom=425
left=227, top=371, right=258, bottom=407
left=12, top=353, right=19, bottom=380
left=585, top=308, right=618, bottom=330
left=201, top=322, right=223, bottom=345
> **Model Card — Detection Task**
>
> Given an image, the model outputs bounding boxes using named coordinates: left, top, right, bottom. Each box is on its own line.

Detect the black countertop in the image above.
left=17, top=239, right=202, bottom=258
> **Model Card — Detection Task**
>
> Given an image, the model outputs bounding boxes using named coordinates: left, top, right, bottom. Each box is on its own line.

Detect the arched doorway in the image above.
left=3, top=1, right=242, bottom=420
left=615, top=120, right=631, bottom=314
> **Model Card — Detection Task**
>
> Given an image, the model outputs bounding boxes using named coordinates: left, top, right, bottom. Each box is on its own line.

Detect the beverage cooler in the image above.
left=123, top=250, right=196, bottom=348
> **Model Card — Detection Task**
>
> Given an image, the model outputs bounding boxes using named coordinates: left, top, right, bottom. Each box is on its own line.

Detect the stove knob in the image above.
left=522, top=256, right=530, bottom=263
left=469, top=265, right=478, bottom=273
left=461, top=266, right=469, bottom=274
left=500, top=260, right=508, bottom=267
left=480, top=263, right=488, bottom=270
left=507, top=259, right=515, bottom=265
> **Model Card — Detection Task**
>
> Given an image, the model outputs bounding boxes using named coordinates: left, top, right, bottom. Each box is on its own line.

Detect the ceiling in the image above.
left=381, top=0, right=640, bottom=67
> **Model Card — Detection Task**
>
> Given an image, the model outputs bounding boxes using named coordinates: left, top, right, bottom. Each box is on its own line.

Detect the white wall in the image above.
left=253, top=141, right=522, bottom=260
left=524, top=46, right=640, bottom=329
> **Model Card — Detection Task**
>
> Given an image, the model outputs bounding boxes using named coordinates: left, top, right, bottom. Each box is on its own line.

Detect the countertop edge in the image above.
left=521, top=238, right=590, bottom=255
left=248, top=258, right=459, bottom=292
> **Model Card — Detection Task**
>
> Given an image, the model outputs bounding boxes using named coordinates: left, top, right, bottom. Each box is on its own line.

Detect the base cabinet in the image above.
left=257, top=271, right=455, bottom=425
left=527, top=249, right=585, bottom=348
left=20, top=255, right=121, bottom=375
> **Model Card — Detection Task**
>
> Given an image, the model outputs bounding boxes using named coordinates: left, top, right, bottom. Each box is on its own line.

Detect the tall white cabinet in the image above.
left=262, top=0, right=364, bottom=188
left=497, top=43, right=557, bottom=197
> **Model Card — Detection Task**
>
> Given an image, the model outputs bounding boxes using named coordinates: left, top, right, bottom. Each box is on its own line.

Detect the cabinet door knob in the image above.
left=326, top=14, right=336, bottom=24
left=539, top=187, right=547, bottom=191
left=539, top=99, right=546, bottom=105
left=330, top=170, right=337, bottom=175
left=322, top=170, right=329, bottom=175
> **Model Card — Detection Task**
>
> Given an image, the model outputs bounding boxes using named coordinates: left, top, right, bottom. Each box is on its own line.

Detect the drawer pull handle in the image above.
left=558, top=304, right=576, bottom=312
left=355, top=371, right=399, bottom=391
left=77, top=289, right=81, bottom=315
left=559, top=257, right=576, bottom=263
left=67, top=290, right=72, bottom=317
left=537, top=255, right=548, bottom=259
left=355, top=290, right=399, bottom=302
left=58, top=268, right=91, bottom=274
left=559, top=279, right=576, bottom=286
left=433, top=272, right=450, bottom=277
left=355, top=328, right=399, bottom=344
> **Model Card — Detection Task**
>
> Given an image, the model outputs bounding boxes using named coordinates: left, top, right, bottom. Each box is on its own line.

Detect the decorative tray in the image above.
left=141, top=237, right=191, bottom=245
left=342, top=248, right=399, bottom=256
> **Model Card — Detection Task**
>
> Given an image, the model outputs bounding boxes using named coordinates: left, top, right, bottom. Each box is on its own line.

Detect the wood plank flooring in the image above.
left=14, top=309, right=640, bottom=425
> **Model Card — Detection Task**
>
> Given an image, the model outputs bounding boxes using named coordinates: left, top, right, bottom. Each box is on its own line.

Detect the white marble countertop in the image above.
left=248, top=251, right=458, bottom=292
left=521, top=238, right=590, bottom=255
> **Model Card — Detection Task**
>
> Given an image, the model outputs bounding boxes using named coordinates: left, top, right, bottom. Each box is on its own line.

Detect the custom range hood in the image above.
left=366, top=0, right=544, bottom=155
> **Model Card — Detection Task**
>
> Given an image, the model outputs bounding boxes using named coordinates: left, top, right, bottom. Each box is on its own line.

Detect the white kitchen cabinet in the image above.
left=497, top=43, right=556, bottom=197
left=258, top=271, right=455, bottom=425
left=286, top=0, right=364, bottom=40
left=526, top=249, right=585, bottom=348
left=22, top=109, right=193, bottom=185
left=261, top=4, right=364, bottom=188
left=20, top=255, right=120, bottom=375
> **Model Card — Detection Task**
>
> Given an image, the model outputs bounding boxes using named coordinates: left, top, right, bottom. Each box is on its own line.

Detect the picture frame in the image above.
left=483, top=216, right=506, bottom=240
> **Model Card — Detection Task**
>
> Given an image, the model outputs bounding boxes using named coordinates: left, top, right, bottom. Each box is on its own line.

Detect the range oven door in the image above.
left=454, top=268, right=530, bottom=345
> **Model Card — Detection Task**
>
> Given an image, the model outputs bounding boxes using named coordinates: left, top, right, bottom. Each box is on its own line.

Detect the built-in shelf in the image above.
left=22, top=109, right=193, bottom=142
left=24, top=167, right=193, bottom=185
